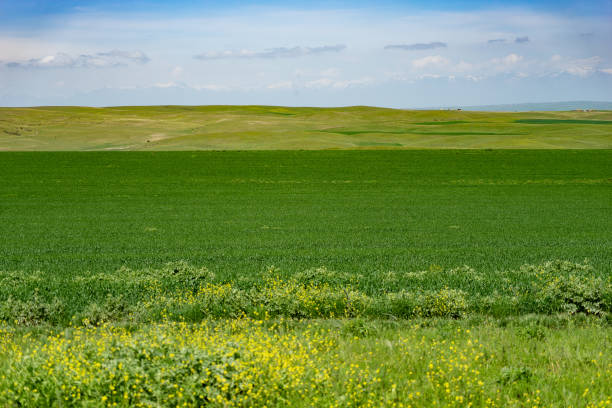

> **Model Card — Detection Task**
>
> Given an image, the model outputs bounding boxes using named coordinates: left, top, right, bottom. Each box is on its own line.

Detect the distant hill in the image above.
left=429, top=101, right=612, bottom=112
left=1, top=105, right=611, bottom=150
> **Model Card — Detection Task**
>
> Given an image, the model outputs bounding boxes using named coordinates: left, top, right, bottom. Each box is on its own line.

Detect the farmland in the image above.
left=0, top=115, right=611, bottom=406
left=1, top=150, right=611, bottom=276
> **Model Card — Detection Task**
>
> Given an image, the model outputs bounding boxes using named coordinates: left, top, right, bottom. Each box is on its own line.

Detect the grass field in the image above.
left=1, top=105, right=612, bottom=150
left=1, top=150, right=611, bottom=276
left=1, top=121, right=612, bottom=405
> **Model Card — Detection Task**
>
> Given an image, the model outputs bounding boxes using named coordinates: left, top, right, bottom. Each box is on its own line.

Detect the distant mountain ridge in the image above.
left=424, top=101, right=612, bottom=112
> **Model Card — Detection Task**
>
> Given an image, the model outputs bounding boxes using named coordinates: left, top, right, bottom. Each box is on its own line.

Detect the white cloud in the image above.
left=600, top=68, right=612, bottom=75
left=194, top=45, right=346, bottom=60
left=267, top=81, right=294, bottom=90
left=40, top=55, right=56, bottom=64
left=563, top=56, right=601, bottom=77
left=385, top=42, right=447, bottom=51
left=5, top=50, right=149, bottom=68
left=304, top=77, right=374, bottom=89
left=153, top=81, right=180, bottom=88
left=330, top=77, right=375, bottom=89
left=493, top=53, right=523, bottom=65
left=304, top=78, right=334, bottom=88
left=96, top=49, right=149, bottom=63
left=417, top=73, right=442, bottom=79
left=565, top=66, right=593, bottom=77
left=148, top=82, right=231, bottom=91
left=412, top=55, right=449, bottom=69
left=194, top=84, right=231, bottom=91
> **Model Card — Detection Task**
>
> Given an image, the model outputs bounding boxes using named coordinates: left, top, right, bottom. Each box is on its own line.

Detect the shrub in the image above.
left=0, top=292, right=64, bottom=326
left=378, top=290, right=419, bottom=318
left=537, top=274, right=610, bottom=315
left=74, top=294, right=131, bottom=326
left=160, top=261, right=215, bottom=291
left=524, top=260, right=612, bottom=316
left=416, top=288, right=468, bottom=318
left=250, top=277, right=370, bottom=318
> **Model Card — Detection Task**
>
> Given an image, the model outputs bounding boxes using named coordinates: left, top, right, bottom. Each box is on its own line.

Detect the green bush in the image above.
left=0, top=292, right=64, bottom=326
left=160, top=261, right=215, bottom=292
left=373, top=288, right=468, bottom=319
left=524, top=260, right=612, bottom=316
left=377, top=290, right=419, bottom=318
left=416, top=288, right=468, bottom=318
left=74, top=294, right=131, bottom=326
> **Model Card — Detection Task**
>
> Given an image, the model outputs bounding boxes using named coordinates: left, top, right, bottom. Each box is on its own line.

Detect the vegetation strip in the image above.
left=0, top=261, right=609, bottom=325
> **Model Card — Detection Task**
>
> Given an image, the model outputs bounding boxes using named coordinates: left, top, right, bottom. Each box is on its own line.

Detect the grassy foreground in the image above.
left=1, top=258, right=611, bottom=406
left=1, top=105, right=611, bottom=150
left=1, top=149, right=611, bottom=406
left=1, top=318, right=610, bottom=407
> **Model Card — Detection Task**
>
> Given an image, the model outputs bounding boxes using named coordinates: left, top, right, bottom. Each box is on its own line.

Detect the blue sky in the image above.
left=1, top=0, right=611, bottom=107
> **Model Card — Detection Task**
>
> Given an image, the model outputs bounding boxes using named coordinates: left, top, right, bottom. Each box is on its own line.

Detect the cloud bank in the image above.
left=5, top=50, right=149, bottom=68
left=412, top=55, right=449, bottom=68
left=385, top=42, right=447, bottom=51
left=194, top=45, right=346, bottom=60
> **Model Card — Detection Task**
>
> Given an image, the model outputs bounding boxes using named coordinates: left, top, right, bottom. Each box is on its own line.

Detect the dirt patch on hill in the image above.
left=147, top=133, right=170, bottom=142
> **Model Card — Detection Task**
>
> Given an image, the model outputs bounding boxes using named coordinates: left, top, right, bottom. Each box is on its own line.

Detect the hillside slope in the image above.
left=1, top=105, right=611, bottom=150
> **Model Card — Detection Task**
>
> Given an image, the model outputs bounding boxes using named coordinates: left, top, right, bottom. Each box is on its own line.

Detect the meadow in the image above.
left=1, top=105, right=612, bottom=150
left=1, top=318, right=610, bottom=407
left=0, top=111, right=611, bottom=406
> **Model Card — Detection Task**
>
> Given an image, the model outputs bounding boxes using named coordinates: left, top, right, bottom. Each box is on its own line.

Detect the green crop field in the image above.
left=1, top=150, right=611, bottom=276
left=1, top=109, right=612, bottom=406
left=1, top=105, right=612, bottom=150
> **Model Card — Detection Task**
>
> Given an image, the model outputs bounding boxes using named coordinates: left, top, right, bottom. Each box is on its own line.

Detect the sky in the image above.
left=0, top=0, right=611, bottom=107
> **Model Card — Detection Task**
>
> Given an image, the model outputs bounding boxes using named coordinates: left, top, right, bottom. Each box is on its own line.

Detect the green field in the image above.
left=1, top=150, right=611, bottom=276
left=1, top=113, right=612, bottom=406
left=1, top=105, right=612, bottom=150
